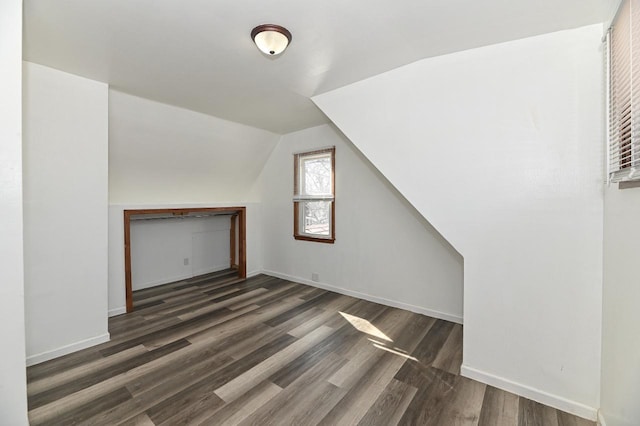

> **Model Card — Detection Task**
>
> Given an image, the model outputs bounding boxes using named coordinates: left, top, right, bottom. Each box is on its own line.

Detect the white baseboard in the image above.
left=598, top=411, right=607, bottom=426
left=109, top=307, right=127, bottom=317
left=261, top=269, right=463, bottom=324
left=26, top=333, right=111, bottom=367
left=460, top=364, right=598, bottom=421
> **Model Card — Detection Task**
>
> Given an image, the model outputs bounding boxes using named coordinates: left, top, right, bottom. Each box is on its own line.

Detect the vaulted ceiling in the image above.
left=24, top=0, right=615, bottom=133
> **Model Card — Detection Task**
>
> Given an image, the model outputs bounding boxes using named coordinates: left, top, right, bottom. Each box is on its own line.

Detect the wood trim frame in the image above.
left=230, top=214, right=238, bottom=268
left=123, top=206, right=246, bottom=313
left=293, top=147, right=335, bottom=243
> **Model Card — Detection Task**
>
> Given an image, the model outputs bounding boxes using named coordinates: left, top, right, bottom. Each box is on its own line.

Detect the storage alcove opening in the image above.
left=123, top=207, right=247, bottom=313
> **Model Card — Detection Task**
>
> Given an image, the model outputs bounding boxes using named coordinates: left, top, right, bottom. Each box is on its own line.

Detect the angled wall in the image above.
left=314, top=25, right=604, bottom=418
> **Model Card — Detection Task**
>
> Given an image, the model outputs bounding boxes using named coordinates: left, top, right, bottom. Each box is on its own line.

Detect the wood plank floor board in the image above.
left=202, top=285, right=267, bottom=304
left=394, top=319, right=456, bottom=386
left=117, top=412, right=156, bottom=426
left=318, top=351, right=408, bottom=426
left=518, top=398, right=558, bottom=426
left=30, top=387, right=133, bottom=426
left=106, top=317, right=183, bottom=347
left=108, top=314, right=148, bottom=335
left=134, top=286, right=200, bottom=308
left=357, top=378, right=418, bottom=426
left=26, top=348, right=104, bottom=383
left=199, top=275, right=273, bottom=297
left=136, top=292, right=227, bottom=320
left=226, top=281, right=299, bottom=310
left=133, top=269, right=238, bottom=301
left=139, top=283, right=262, bottom=321
left=238, top=353, right=348, bottom=426
left=478, top=385, right=520, bottom=426
left=133, top=299, right=167, bottom=311
left=263, top=291, right=341, bottom=327
left=214, top=325, right=335, bottom=403
left=171, top=269, right=239, bottom=290
left=184, top=294, right=311, bottom=347
left=397, top=366, right=459, bottom=425
left=432, top=322, right=464, bottom=375
left=200, top=333, right=298, bottom=394
left=558, top=411, right=596, bottom=426
left=143, top=304, right=261, bottom=350
left=144, top=375, right=225, bottom=424
left=27, top=273, right=595, bottom=426
left=138, top=281, right=252, bottom=320
left=29, top=340, right=203, bottom=424
left=123, top=347, right=234, bottom=397
left=100, top=306, right=236, bottom=356
left=78, top=352, right=234, bottom=425
left=153, top=274, right=244, bottom=299
left=300, top=287, right=328, bottom=301
left=251, top=283, right=313, bottom=308
left=204, top=323, right=278, bottom=361
left=27, top=345, right=149, bottom=397
left=426, top=373, right=486, bottom=426
left=175, top=289, right=269, bottom=321
left=287, top=296, right=361, bottom=338
left=156, top=389, right=227, bottom=426
left=268, top=320, right=365, bottom=388
left=412, top=318, right=456, bottom=364
left=28, top=339, right=190, bottom=411
left=191, top=380, right=282, bottom=426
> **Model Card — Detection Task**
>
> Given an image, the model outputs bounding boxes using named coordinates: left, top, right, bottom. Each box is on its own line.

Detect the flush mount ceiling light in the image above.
left=251, top=24, right=292, bottom=56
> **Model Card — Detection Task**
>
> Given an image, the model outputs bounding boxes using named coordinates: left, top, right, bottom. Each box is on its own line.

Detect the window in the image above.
left=293, top=147, right=335, bottom=243
left=608, top=0, right=640, bottom=182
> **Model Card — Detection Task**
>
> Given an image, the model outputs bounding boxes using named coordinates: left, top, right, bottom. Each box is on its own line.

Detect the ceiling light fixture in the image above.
left=251, top=24, right=292, bottom=56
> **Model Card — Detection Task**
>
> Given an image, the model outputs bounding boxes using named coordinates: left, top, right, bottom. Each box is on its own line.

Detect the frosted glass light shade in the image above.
left=251, top=24, right=292, bottom=56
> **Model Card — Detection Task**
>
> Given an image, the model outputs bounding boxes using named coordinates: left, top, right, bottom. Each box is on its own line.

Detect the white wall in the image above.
left=260, top=124, right=464, bottom=323
left=0, top=0, right=28, bottom=423
left=314, top=25, right=604, bottom=419
left=23, top=62, right=110, bottom=365
left=131, top=215, right=231, bottom=290
left=601, top=185, right=640, bottom=426
left=109, top=90, right=280, bottom=204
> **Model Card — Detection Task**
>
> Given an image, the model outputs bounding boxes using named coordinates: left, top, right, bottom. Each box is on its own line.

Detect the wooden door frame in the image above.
left=124, top=207, right=247, bottom=313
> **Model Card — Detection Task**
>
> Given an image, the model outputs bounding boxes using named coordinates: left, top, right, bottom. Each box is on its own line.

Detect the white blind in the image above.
left=609, top=0, right=640, bottom=182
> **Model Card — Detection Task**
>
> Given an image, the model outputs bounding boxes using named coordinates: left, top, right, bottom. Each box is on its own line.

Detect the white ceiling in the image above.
left=24, top=0, right=615, bottom=134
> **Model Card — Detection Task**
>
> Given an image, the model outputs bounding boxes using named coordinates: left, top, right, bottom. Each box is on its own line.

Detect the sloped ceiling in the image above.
left=24, top=0, right=615, bottom=133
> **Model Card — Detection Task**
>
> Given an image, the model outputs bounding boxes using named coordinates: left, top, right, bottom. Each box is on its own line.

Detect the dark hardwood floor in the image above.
left=26, top=271, right=595, bottom=425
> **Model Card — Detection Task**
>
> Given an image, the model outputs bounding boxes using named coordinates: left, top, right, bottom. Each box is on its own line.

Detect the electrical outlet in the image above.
left=312, top=273, right=319, bottom=282
left=184, top=258, right=189, bottom=266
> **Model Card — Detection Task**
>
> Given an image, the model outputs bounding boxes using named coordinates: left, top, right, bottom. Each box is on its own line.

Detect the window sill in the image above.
left=619, top=180, right=640, bottom=189
left=294, top=235, right=335, bottom=244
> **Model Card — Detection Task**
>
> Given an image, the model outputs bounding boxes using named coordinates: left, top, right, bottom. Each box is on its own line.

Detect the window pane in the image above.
left=301, top=155, right=331, bottom=196
left=301, top=201, right=331, bottom=236
left=293, top=147, right=335, bottom=242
